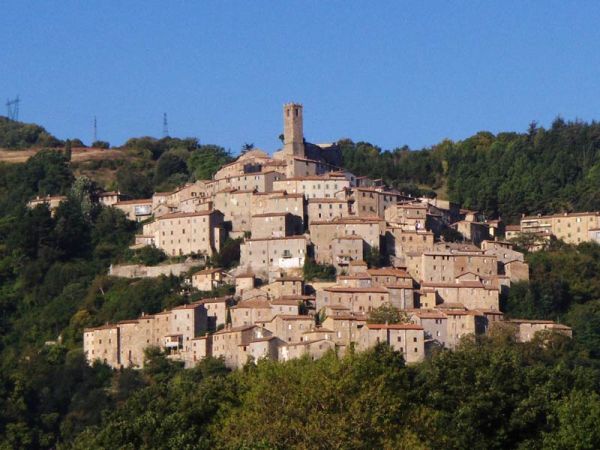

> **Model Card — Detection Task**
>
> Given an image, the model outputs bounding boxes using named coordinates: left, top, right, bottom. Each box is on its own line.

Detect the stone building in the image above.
left=83, top=302, right=208, bottom=369
left=357, top=323, right=425, bottom=364
left=143, top=210, right=224, bottom=257
left=520, top=212, right=600, bottom=245
left=197, top=296, right=232, bottom=331
left=278, top=339, right=336, bottom=361
left=272, top=173, right=351, bottom=199
left=83, top=325, right=120, bottom=367
left=191, top=268, right=226, bottom=291
left=250, top=212, right=301, bottom=239
left=307, top=198, right=352, bottom=223
left=310, top=217, right=384, bottom=264
left=239, top=236, right=307, bottom=273
left=259, top=315, right=316, bottom=343
left=113, top=198, right=153, bottom=221
left=230, top=298, right=273, bottom=327
left=316, top=286, right=391, bottom=314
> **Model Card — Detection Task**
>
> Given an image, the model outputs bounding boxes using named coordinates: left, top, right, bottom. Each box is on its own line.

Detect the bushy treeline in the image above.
left=75, top=136, right=233, bottom=198
left=341, top=118, right=600, bottom=222
left=503, top=241, right=600, bottom=358
left=5, top=336, right=591, bottom=450
left=0, top=116, right=62, bottom=149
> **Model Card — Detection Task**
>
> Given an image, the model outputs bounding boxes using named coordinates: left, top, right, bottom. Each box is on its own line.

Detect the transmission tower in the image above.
left=93, top=116, right=97, bottom=142
left=163, top=113, right=169, bottom=137
left=6, top=96, right=19, bottom=121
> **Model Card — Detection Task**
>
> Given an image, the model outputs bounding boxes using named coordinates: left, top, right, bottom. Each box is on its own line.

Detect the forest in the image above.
left=0, top=119, right=599, bottom=448
left=340, top=118, right=600, bottom=222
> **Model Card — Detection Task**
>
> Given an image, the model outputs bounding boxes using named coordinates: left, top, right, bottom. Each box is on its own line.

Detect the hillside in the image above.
left=3, top=116, right=600, bottom=222
left=0, top=119, right=599, bottom=449
left=340, top=118, right=600, bottom=222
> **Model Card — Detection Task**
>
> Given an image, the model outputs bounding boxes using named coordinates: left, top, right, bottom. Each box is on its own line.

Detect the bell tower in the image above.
left=283, top=103, right=304, bottom=157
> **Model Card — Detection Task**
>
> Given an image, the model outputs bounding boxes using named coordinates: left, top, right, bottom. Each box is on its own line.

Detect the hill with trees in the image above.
left=341, top=118, right=600, bottom=222
left=0, top=119, right=599, bottom=448
left=0, top=116, right=62, bottom=149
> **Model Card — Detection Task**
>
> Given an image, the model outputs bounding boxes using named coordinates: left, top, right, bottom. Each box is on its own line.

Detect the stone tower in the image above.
left=283, top=103, right=304, bottom=157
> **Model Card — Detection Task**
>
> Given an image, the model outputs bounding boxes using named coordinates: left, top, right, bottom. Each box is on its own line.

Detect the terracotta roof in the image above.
left=197, top=296, right=231, bottom=304
left=269, top=193, right=304, bottom=199
left=245, top=235, right=306, bottom=242
left=367, top=268, right=411, bottom=277
left=214, top=325, right=256, bottom=335
left=522, top=211, right=600, bottom=220
left=193, top=268, right=224, bottom=275
left=366, top=323, right=423, bottom=330
left=270, top=299, right=302, bottom=306
left=338, top=274, right=371, bottom=280
left=508, top=319, right=558, bottom=325
left=324, top=286, right=389, bottom=294
left=273, top=276, right=303, bottom=282
left=158, top=210, right=219, bottom=220
left=280, top=295, right=315, bottom=301
left=349, top=260, right=368, bottom=266
left=310, top=217, right=382, bottom=225
left=410, top=310, right=447, bottom=319
left=232, top=298, right=271, bottom=309
left=115, top=198, right=152, bottom=205
left=83, top=324, right=119, bottom=332
left=303, top=328, right=334, bottom=333
left=252, top=212, right=291, bottom=218
left=307, top=198, right=347, bottom=203
left=273, top=314, right=314, bottom=321
left=420, top=281, right=498, bottom=290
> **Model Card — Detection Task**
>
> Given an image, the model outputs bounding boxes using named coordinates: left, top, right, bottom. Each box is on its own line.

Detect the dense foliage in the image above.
left=116, top=137, right=233, bottom=196
left=341, top=119, right=600, bottom=222
left=303, top=257, right=336, bottom=281
left=0, top=116, right=62, bottom=149
left=67, top=337, right=600, bottom=450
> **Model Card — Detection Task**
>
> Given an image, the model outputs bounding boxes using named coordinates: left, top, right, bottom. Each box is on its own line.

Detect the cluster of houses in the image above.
left=29, top=103, right=579, bottom=369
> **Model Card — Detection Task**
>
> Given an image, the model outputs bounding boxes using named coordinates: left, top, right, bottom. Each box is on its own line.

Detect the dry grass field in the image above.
left=0, top=147, right=127, bottom=164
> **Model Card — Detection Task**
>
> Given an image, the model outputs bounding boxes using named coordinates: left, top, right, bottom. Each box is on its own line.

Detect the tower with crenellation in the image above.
left=283, top=103, right=305, bottom=158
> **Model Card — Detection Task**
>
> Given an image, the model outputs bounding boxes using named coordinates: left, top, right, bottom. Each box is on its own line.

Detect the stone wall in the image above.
left=109, top=261, right=203, bottom=278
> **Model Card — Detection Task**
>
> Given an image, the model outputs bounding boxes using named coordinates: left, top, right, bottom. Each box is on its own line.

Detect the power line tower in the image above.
left=163, top=112, right=169, bottom=137
left=6, top=96, right=19, bottom=121
left=93, top=116, right=97, bottom=142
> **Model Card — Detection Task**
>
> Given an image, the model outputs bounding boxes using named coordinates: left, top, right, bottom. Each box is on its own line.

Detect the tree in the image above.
left=365, top=246, right=385, bottom=268
left=303, top=257, right=336, bottom=281
left=210, top=238, right=242, bottom=269
left=368, top=303, right=408, bottom=324
left=187, top=145, right=232, bottom=180
left=241, top=142, right=254, bottom=153
left=154, top=151, right=188, bottom=187
left=91, top=140, right=110, bottom=149
left=542, top=391, right=600, bottom=449
left=64, top=139, right=72, bottom=161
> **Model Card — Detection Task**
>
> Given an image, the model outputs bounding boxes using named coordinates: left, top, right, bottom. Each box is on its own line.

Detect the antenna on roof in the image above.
left=6, top=95, right=19, bottom=121
left=163, top=113, right=169, bottom=137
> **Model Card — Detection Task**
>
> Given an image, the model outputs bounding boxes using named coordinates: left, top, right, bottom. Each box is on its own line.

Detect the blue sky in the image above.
left=2, top=1, right=600, bottom=154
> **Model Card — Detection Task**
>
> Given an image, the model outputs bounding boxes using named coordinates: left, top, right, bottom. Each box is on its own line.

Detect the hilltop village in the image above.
left=30, top=104, right=591, bottom=370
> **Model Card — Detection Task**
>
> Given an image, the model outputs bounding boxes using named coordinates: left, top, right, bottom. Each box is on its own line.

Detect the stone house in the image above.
left=239, top=236, right=307, bottom=273
left=191, top=268, right=226, bottom=291
left=143, top=210, right=224, bottom=257
left=357, top=323, right=425, bottom=364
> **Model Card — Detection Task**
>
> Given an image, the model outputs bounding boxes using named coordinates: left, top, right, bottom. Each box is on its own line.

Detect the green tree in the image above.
left=368, top=303, right=408, bottom=324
